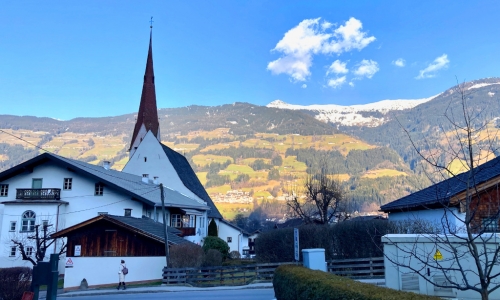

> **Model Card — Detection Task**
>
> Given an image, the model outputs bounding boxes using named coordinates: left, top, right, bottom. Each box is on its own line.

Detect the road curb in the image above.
left=53, top=284, right=274, bottom=298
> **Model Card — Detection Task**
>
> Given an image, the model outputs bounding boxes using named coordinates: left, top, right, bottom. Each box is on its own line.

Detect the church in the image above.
left=0, top=26, right=245, bottom=289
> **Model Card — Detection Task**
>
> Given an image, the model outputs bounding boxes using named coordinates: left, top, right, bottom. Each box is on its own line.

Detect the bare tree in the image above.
left=10, top=221, right=66, bottom=266
left=383, top=81, right=500, bottom=300
left=286, top=164, right=348, bottom=224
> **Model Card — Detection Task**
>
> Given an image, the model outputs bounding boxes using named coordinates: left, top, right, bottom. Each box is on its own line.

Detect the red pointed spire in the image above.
left=129, top=29, right=160, bottom=151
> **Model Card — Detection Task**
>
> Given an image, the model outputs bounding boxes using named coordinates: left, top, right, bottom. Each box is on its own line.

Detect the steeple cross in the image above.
left=150, top=17, right=154, bottom=28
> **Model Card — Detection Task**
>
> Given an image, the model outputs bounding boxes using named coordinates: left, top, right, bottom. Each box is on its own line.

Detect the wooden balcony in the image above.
left=178, top=227, right=196, bottom=237
left=16, top=188, right=61, bottom=200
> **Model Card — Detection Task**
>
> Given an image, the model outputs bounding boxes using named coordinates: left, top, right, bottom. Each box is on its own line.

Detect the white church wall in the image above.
left=123, top=132, right=206, bottom=205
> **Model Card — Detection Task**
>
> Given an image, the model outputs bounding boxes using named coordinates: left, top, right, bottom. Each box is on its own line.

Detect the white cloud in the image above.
left=416, top=54, right=449, bottom=79
left=349, top=81, right=355, bottom=87
left=353, top=60, right=379, bottom=79
left=267, top=17, right=375, bottom=82
left=327, top=60, right=348, bottom=75
left=301, top=84, right=307, bottom=89
left=392, top=58, right=405, bottom=67
left=327, top=76, right=347, bottom=89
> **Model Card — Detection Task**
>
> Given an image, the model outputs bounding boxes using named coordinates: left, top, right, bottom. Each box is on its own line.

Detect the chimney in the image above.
left=103, top=161, right=110, bottom=170
left=142, top=174, right=149, bottom=183
left=153, top=176, right=159, bottom=185
left=124, top=208, right=132, bottom=217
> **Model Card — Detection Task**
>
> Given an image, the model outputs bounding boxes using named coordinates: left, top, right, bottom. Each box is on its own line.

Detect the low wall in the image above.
left=63, top=256, right=166, bottom=290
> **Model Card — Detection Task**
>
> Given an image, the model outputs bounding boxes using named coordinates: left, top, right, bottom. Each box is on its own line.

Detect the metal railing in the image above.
left=16, top=188, right=61, bottom=200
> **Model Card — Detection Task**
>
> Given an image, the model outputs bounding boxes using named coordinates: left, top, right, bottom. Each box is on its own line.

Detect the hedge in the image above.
left=273, top=265, right=440, bottom=300
left=0, top=267, right=32, bottom=300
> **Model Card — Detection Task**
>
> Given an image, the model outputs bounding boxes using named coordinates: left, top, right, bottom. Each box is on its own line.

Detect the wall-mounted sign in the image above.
left=65, top=257, right=74, bottom=268
left=75, top=245, right=81, bottom=257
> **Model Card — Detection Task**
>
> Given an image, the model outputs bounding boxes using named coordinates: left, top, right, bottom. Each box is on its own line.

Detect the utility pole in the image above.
left=160, top=183, right=169, bottom=267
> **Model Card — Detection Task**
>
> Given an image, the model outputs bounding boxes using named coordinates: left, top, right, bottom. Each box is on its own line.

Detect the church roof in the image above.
left=129, top=29, right=160, bottom=150
left=161, top=144, right=223, bottom=219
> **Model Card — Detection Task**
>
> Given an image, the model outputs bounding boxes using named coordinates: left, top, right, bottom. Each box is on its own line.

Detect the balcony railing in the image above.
left=16, top=188, right=61, bottom=200
left=178, top=227, right=196, bottom=237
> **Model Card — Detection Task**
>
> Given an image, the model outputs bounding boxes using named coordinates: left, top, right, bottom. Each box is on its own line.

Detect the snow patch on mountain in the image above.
left=468, top=82, right=500, bottom=90
left=267, top=95, right=440, bottom=127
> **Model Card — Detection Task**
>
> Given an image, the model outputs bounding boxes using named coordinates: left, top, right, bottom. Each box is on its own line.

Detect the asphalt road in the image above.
left=64, top=289, right=275, bottom=300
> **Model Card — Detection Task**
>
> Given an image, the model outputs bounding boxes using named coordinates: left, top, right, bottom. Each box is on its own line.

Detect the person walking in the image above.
left=117, top=259, right=127, bottom=290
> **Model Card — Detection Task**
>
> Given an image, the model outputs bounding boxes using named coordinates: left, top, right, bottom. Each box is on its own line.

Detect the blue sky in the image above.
left=1, top=1, right=500, bottom=120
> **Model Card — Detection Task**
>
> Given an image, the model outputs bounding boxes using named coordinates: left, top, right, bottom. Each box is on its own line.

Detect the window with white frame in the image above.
left=63, top=178, right=73, bottom=190
left=0, top=184, right=8, bottom=197
left=182, top=215, right=195, bottom=228
left=26, top=246, right=34, bottom=257
left=10, top=246, right=16, bottom=257
left=227, top=237, right=232, bottom=243
left=21, top=211, right=36, bottom=232
left=171, top=214, right=182, bottom=228
left=95, top=183, right=104, bottom=196
left=9, top=221, right=16, bottom=232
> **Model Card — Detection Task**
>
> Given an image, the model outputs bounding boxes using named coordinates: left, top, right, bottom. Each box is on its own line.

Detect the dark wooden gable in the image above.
left=65, top=219, right=165, bottom=257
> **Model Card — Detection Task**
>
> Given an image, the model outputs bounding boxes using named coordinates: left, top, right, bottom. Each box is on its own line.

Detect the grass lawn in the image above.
left=192, top=154, right=233, bottom=167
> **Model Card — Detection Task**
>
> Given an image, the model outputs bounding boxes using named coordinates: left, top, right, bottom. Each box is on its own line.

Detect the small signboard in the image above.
left=65, top=257, right=74, bottom=268
left=74, top=245, right=81, bottom=256
left=294, top=228, right=299, bottom=261
left=433, top=249, right=443, bottom=261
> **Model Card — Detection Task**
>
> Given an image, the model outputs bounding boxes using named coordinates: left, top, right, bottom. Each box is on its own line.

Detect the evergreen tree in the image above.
left=208, top=219, right=218, bottom=236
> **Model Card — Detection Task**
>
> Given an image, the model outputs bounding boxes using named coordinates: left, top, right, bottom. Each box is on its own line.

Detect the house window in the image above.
left=26, top=246, right=34, bottom=257
left=32, top=178, right=43, bottom=189
left=124, top=208, right=132, bottom=217
left=182, top=215, right=195, bottom=228
left=42, top=220, right=49, bottom=228
left=21, top=211, right=36, bottom=232
left=227, top=237, right=232, bottom=243
left=9, top=221, right=16, bottom=232
left=171, top=214, right=182, bottom=228
left=482, top=217, right=499, bottom=232
left=0, top=184, right=8, bottom=197
left=63, top=178, right=73, bottom=190
left=144, top=157, right=147, bottom=162
left=95, top=183, right=104, bottom=196
left=10, top=246, right=16, bottom=257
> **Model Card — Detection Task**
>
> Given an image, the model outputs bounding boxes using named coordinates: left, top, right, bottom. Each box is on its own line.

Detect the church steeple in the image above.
left=129, top=26, right=161, bottom=154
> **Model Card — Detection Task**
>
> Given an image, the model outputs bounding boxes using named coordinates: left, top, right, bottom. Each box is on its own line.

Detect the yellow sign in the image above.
left=433, top=249, right=443, bottom=260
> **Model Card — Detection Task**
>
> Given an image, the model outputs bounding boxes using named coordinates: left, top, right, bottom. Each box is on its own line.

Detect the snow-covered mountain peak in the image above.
left=267, top=94, right=440, bottom=127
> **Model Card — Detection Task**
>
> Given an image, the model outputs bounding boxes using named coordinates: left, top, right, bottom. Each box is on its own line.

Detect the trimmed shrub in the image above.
left=169, top=243, right=204, bottom=268
left=202, top=249, right=223, bottom=267
left=0, top=267, right=32, bottom=300
left=203, top=236, right=230, bottom=260
left=229, top=250, right=241, bottom=259
left=273, top=265, right=440, bottom=300
left=208, top=219, right=218, bottom=236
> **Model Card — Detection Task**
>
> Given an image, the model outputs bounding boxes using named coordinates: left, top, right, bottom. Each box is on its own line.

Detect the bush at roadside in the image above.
left=202, top=236, right=230, bottom=260
left=0, top=267, right=32, bottom=300
left=273, top=265, right=440, bottom=300
left=169, top=243, right=204, bottom=268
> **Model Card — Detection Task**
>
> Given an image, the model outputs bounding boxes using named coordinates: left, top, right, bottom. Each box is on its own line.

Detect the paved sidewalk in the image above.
left=42, top=283, right=273, bottom=298
left=40, top=278, right=384, bottom=298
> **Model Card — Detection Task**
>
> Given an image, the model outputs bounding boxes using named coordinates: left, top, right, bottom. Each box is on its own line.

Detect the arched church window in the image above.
left=21, top=210, right=36, bottom=232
